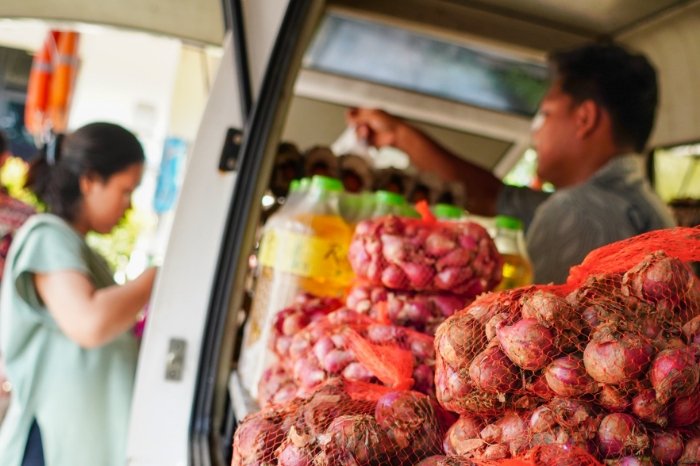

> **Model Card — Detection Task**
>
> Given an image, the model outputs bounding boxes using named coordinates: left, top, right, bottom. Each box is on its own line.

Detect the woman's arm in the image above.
left=33, top=266, right=157, bottom=348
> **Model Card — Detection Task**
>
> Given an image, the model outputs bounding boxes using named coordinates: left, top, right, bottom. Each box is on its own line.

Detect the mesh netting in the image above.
left=260, top=308, right=436, bottom=407
left=348, top=215, right=503, bottom=296
left=346, top=281, right=474, bottom=335
left=234, top=379, right=446, bottom=466
left=432, top=227, right=700, bottom=463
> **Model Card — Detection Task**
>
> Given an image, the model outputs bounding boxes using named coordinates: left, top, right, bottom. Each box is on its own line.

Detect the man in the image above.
left=347, top=42, right=675, bottom=284
left=0, top=131, right=35, bottom=425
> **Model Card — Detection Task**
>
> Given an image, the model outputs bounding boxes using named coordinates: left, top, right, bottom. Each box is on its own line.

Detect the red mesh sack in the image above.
left=274, top=308, right=436, bottom=398
left=348, top=215, right=503, bottom=295
left=433, top=227, right=700, bottom=464
left=269, top=293, right=344, bottom=361
left=233, top=379, right=447, bottom=466
left=346, top=281, right=475, bottom=334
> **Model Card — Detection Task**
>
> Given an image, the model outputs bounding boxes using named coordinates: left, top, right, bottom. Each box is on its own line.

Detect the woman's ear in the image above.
left=78, top=172, right=100, bottom=196
left=575, top=99, right=600, bottom=139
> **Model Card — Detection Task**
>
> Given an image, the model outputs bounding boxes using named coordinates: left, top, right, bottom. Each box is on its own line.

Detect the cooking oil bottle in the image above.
left=372, top=190, right=419, bottom=218
left=239, top=175, right=354, bottom=398
left=493, top=215, right=533, bottom=290
left=432, top=203, right=467, bottom=221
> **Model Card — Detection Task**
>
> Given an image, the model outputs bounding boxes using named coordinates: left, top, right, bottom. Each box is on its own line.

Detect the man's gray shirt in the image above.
left=497, top=154, right=676, bottom=284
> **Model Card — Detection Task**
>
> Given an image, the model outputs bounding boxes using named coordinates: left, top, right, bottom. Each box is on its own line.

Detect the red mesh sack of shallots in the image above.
left=346, top=281, right=474, bottom=335
left=232, top=378, right=447, bottom=466
left=348, top=214, right=503, bottom=295
left=278, top=308, right=436, bottom=397
left=433, top=227, right=700, bottom=464
left=268, top=293, right=344, bottom=360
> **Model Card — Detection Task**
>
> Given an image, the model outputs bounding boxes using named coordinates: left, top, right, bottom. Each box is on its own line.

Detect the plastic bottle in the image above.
left=493, top=215, right=533, bottom=290
left=432, top=203, right=466, bottom=221
left=239, top=175, right=354, bottom=397
left=372, top=190, right=419, bottom=218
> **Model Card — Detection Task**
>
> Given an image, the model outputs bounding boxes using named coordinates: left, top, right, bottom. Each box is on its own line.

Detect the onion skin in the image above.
left=631, top=389, right=668, bottom=427
left=651, top=431, right=684, bottom=465
left=668, top=389, right=700, bottom=426
left=583, top=325, right=654, bottom=384
left=607, top=457, right=654, bottom=466
left=497, top=318, right=555, bottom=371
left=544, top=356, right=598, bottom=398
left=679, top=436, right=700, bottom=465
left=597, top=413, right=649, bottom=458
left=232, top=410, right=284, bottom=466
left=374, top=390, right=438, bottom=452
left=468, top=345, right=520, bottom=394
left=443, top=415, right=484, bottom=456
left=319, top=414, right=390, bottom=464
left=435, top=314, right=487, bottom=369
left=649, top=346, right=700, bottom=404
left=597, top=384, right=631, bottom=412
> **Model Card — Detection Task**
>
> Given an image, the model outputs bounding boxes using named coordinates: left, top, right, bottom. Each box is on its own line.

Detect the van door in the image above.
left=125, top=1, right=322, bottom=465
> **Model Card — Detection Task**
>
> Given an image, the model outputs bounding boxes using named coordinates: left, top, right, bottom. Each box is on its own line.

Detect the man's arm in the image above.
left=347, top=108, right=503, bottom=216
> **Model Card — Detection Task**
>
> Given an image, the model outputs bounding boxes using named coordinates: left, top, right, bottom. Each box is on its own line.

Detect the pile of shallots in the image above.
left=433, top=250, right=700, bottom=464
left=233, top=380, right=446, bottom=466
left=345, top=215, right=502, bottom=332
left=260, top=307, right=437, bottom=408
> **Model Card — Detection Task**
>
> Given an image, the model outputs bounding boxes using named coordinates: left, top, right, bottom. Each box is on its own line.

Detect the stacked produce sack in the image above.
left=345, top=214, right=503, bottom=333
left=433, top=226, right=700, bottom=464
left=234, top=379, right=446, bottom=466
left=258, top=213, right=504, bottom=407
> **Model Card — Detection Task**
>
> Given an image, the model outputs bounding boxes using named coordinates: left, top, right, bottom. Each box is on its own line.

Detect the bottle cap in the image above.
left=299, top=177, right=311, bottom=190
left=495, top=215, right=523, bottom=230
left=311, top=175, right=344, bottom=192
left=289, top=179, right=300, bottom=193
left=375, top=190, right=406, bottom=206
left=433, top=203, right=464, bottom=220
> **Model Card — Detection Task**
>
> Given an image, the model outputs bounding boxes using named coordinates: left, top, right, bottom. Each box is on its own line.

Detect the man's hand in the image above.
left=346, top=107, right=402, bottom=148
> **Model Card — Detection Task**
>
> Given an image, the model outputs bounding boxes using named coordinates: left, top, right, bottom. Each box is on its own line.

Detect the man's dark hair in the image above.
left=549, top=42, right=658, bottom=152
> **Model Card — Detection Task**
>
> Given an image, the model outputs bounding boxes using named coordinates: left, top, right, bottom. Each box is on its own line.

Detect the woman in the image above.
left=0, top=123, right=158, bottom=465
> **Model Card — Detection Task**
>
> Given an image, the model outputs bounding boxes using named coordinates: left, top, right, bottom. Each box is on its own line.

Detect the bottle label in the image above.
left=259, top=229, right=353, bottom=283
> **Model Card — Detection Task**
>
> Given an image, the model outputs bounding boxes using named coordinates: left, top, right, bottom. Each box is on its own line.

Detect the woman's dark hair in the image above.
left=25, top=122, right=145, bottom=221
left=549, top=42, right=658, bottom=153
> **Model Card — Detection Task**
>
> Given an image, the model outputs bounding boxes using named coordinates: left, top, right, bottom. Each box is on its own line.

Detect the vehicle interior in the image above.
left=1, top=1, right=699, bottom=465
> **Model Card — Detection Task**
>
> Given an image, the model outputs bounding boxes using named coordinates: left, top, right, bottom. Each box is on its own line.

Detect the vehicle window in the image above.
left=304, top=13, right=549, bottom=117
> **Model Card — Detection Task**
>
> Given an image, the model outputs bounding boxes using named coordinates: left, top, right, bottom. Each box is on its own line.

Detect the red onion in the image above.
left=232, top=410, right=284, bottom=466
left=520, top=290, right=575, bottom=326
left=468, top=345, right=520, bottom=394
left=415, top=455, right=473, bottom=466
left=319, top=414, right=390, bottom=464
left=631, top=389, right=668, bottom=427
left=443, top=415, right=484, bottom=456
left=528, top=405, right=556, bottom=433
left=374, top=390, right=438, bottom=452
left=683, top=315, right=700, bottom=346
left=650, top=346, right=700, bottom=404
left=479, top=411, right=529, bottom=456
left=622, top=251, right=694, bottom=304
left=276, top=437, right=313, bottom=466
left=524, top=374, right=556, bottom=400
left=598, top=384, right=631, bottom=412
left=583, top=325, right=654, bottom=384
left=544, top=356, right=598, bottom=397
left=435, top=314, right=486, bottom=368
left=496, top=318, right=555, bottom=370
left=651, top=431, right=684, bottom=465
left=668, top=389, right=700, bottom=426
left=597, top=413, right=649, bottom=458
left=679, top=436, right=700, bottom=465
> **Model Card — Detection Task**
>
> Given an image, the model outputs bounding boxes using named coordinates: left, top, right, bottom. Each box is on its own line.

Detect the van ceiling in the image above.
left=0, top=0, right=692, bottom=47
left=331, top=0, right=693, bottom=52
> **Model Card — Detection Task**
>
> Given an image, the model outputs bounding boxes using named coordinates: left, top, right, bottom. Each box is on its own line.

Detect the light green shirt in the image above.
left=0, top=214, right=138, bottom=466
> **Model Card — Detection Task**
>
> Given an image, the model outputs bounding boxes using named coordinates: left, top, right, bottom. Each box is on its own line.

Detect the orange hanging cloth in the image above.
left=24, top=30, right=60, bottom=138
left=47, top=31, right=80, bottom=133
